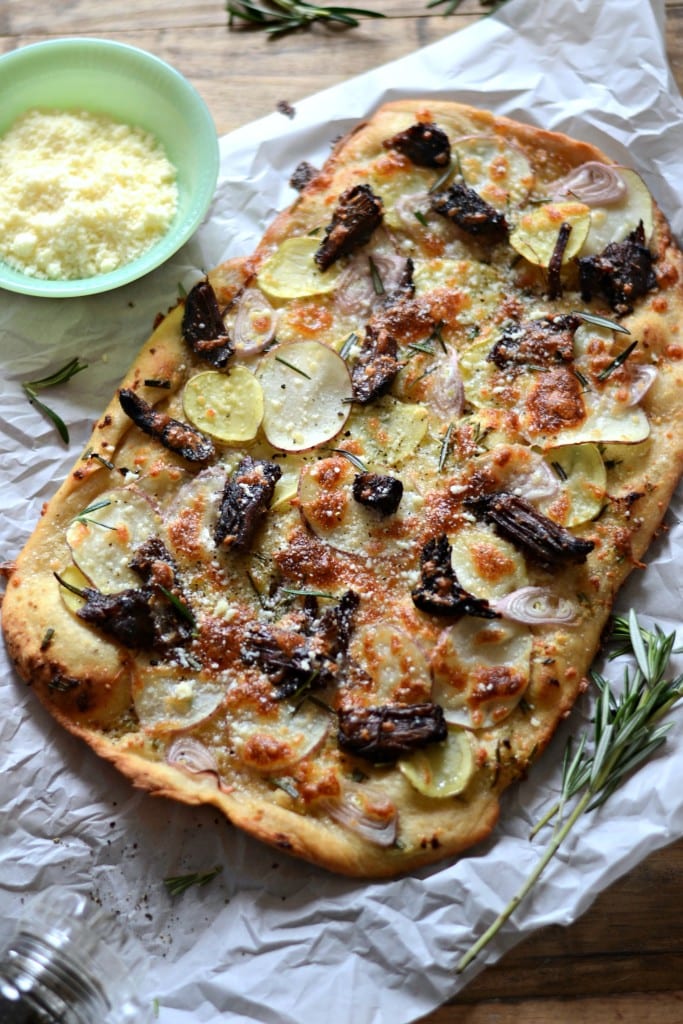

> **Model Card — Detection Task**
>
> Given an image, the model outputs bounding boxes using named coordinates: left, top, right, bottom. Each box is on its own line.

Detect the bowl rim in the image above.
left=0, top=37, right=220, bottom=299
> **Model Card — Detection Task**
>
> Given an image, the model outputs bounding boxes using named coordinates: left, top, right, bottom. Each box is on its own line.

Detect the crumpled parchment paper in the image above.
left=2, top=1, right=683, bottom=1021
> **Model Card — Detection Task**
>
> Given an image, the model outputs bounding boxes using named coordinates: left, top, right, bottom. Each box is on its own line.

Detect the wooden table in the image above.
left=2, top=2, right=682, bottom=1022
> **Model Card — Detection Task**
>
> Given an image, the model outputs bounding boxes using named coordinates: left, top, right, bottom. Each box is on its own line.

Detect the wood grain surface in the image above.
left=2, top=2, right=682, bottom=1022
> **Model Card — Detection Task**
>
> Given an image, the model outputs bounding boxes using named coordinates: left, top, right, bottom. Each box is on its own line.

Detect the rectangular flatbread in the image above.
left=4, top=100, right=683, bottom=876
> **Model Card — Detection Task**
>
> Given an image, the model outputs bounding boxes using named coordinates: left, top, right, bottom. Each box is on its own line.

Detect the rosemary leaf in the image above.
left=428, top=0, right=509, bottom=12
left=281, top=586, right=339, bottom=600
left=227, top=0, right=384, bottom=36
left=163, top=866, right=222, bottom=897
left=327, top=447, right=368, bottom=471
left=368, top=255, right=385, bottom=296
left=340, top=331, right=359, bottom=360
left=456, top=611, right=683, bottom=973
left=21, top=356, right=88, bottom=444
left=438, top=422, right=454, bottom=472
left=597, top=339, right=638, bottom=380
left=274, top=354, right=311, bottom=378
left=572, top=310, right=631, bottom=336
left=158, top=586, right=197, bottom=630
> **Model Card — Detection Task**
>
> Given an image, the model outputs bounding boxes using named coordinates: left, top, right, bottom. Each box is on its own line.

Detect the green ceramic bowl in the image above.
left=0, top=38, right=219, bottom=298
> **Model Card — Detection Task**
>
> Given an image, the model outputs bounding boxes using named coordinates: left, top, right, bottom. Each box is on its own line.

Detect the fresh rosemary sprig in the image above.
left=456, top=610, right=683, bottom=974
left=227, top=0, right=506, bottom=35
left=163, top=866, right=223, bottom=897
left=427, top=0, right=508, bottom=13
left=227, top=0, right=384, bottom=35
left=21, top=356, right=88, bottom=443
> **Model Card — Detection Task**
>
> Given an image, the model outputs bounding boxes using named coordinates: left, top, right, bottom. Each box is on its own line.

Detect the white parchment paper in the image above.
left=2, top=1, right=683, bottom=1021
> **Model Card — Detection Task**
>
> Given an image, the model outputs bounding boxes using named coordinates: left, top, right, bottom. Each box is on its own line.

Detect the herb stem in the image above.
left=456, top=788, right=591, bottom=973
left=456, top=611, right=683, bottom=974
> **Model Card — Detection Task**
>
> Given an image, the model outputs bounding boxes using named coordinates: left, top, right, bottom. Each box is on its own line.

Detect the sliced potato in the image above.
left=345, top=395, right=428, bottom=467
left=450, top=524, right=529, bottom=600
left=271, top=456, right=306, bottom=510
left=65, top=488, right=161, bottom=593
left=183, top=367, right=264, bottom=444
left=398, top=727, right=475, bottom=798
left=413, top=258, right=504, bottom=325
left=580, top=168, right=655, bottom=256
left=258, top=340, right=353, bottom=451
left=367, top=164, right=435, bottom=231
left=510, top=201, right=591, bottom=267
left=133, top=662, right=227, bottom=732
left=257, top=236, right=343, bottom=300
left=459, top=336, right=498, bottom=408
left=298, top=455, right=422, bottom=557
left=530, top=387, right=650, bottom=448
left=230, top=699, right=330, bottom=772
left=349, top=623, right=432, bottom=704
left=58, top=564, right=90, bottom=614
left=431, top=618, right=532, bottom=730
left=453, top=134, right=535, bottom=210
left=542, top=443, right=607, bottom=527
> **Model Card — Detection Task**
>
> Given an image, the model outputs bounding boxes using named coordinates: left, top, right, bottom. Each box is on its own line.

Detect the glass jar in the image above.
left=0, top=889, right=153, bottom=1024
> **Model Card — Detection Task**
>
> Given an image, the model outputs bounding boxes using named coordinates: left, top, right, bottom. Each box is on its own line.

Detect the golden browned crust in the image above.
left=4, top=100, right=683, bottom=877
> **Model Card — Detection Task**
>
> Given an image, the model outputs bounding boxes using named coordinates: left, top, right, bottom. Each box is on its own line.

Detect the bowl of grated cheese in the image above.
left=0, top=38, right=220, bottom=298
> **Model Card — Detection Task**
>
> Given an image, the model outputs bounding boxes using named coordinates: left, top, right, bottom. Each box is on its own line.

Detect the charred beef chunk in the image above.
left=431, top=182, right=508, bottom=238
left=118, top=388, right=215, bottom=464
left=466, top=491, right=595, bottom=570
left=487, top=314, right=580, bottom=371
left=383, top=122, right=451, bottom=168
left=242, top=590, right=360, bottom=698
left=214, top=455, right=282, bottom=551
left=77, top=587, right=158, bottom=649
left=75, top=538, right=195, bottom=653
left=352, top=472, right=403, bottom=516
left=411, top=534, right=499, bottom=618
left=240, top=622, right=312, bottom=697
left=290, top=160, right=319, bottom=192
left=313, top=589, right=360, bottom=660
left=578, top=222, right=656, bottom=315
left=351, top=322, right=401, bottom=404
left=315, top=184, right=383, bottom=272
left=129, top=536, right=178, bottom=586
left=77, top=586, right=194, bottom=652
left=337, top=702, right=447, bottom=762
left=182, top=279, right=233, bottom=369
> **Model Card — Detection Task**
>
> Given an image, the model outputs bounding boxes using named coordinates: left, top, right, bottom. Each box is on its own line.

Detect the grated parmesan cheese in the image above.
left=0, top=109, right=178, bottom=280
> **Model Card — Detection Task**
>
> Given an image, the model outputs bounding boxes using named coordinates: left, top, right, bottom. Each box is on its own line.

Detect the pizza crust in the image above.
left=4, top=100, right=683, bottom=877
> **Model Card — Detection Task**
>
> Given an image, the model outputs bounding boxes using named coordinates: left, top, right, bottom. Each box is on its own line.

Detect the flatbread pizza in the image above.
left=4, top=99, right=683, bottom=877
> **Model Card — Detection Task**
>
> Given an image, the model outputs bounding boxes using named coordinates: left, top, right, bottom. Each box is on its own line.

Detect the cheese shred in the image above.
left=0, top=109, right=178, bottom=280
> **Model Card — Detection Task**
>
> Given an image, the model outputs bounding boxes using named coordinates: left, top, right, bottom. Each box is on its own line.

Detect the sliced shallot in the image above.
left=166, top=736, right=220, bottom=776
left=549, top=162, right=627, bottom=207
left=320, top=780, right=398, bottom=848
left=490, top=586, right=576, bottom=625
left=477, top=445, right=560, bottom=504
left=233, top=288, right=278, bottom=355
left=426, top=348, right=465, bottom=421
left=624, top=364, right=657, bottom=407
left=335, top=248, right=410, bottom=317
